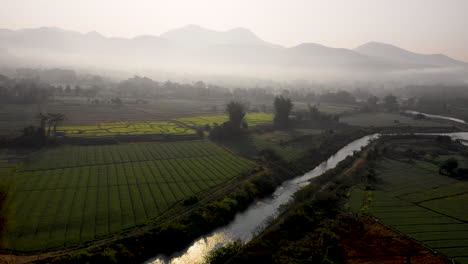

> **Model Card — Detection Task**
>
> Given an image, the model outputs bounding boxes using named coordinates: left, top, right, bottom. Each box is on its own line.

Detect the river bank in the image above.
left=23, top=129, right=368, bottom=264
left=212, top=134, right=468, bottom=264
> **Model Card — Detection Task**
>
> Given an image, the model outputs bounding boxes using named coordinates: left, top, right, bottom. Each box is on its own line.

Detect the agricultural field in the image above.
left=341, top=112, right=450, bottom=127
left=219, top=128, right=324, bottom=162
left=251, top=129, right=323, bottom=161
left=293, top=102, right=358, bottom=114
left=1, top=141, right=256, bottom=252
left=254, top=128, right=323, bottom=143
left=0, top=98, right=222, bottom=137
left=55, top=113, right=273, bottom=138
left=348, top=138, right=468, bottom=263
left=58, top=121, right=195, bottom=138
left=175, top=113, right=273, bottom=128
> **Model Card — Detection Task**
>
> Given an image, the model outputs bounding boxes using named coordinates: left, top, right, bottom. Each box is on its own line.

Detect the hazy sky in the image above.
left=1, top=0, right=467, bottom=61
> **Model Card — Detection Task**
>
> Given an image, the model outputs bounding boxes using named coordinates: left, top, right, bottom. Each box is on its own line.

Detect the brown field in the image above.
left=337, top=216, right=451, bottom=264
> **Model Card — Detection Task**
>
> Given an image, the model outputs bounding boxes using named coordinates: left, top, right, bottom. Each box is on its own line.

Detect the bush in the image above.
left=203, top=242, right=242, bottom=264
left=183, top=195, right=199, bottom=206
left=455, top=168, right=468, bottom=179
left=439, top=158, right=458, bottom=175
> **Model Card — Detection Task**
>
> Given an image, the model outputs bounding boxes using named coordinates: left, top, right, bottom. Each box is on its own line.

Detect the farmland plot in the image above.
left=349, top=156, right=468, bottom=263
left=1, top=141, right=255, bottom=252
left=176, top=113, right=273, bottom=128
left=58, top=121, right=195, bottom=138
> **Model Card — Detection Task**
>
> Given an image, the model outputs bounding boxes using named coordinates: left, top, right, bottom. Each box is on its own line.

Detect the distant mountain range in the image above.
left=0, top=25, right=466, bottom=79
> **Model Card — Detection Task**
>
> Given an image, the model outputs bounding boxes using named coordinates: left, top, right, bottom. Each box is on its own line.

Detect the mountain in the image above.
left=0, top=48, right=20, bottom=66
left=282, top=43, right=398, bottom=70
left=354, top=42, right=467, bottom=68
left=160, top=24, right=277, bottom=47
left=0, top=25, right=466, bottom=79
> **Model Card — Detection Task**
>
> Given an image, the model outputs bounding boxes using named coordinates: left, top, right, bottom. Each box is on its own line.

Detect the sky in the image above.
left=1, top=0, right=467, bottom=61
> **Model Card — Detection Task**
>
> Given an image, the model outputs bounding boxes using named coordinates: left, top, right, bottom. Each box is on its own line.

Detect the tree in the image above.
left=383, top=94, right=399, bottom=111
left=225, top=101, right=246, bottom=129
left=0, top=166, right=12, bottom=240
left=439, top=158, right=458, bottom=175
left=74, top=85, right=82, bottom=96
left=64, top=85, right=72, bottom=94
left=37, top=113, right=48, bottom=138
left=367, top=95, right=379, bottom=106
left=48, top=113, right=66, bottom=140
left=308, top=104, right=320, bottom=120
left=40, top=113, right=66, bottom=141
left=274, top=96, right=293, bottom=128
left=111, top=97, right=123, bottom=106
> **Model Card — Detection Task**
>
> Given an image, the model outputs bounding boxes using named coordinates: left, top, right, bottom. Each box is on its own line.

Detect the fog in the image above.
left=1, top=25, right=467, bottom=88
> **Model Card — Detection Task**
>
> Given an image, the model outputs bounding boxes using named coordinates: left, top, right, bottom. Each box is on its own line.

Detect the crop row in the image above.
left=26, top=141, right=231, bottom=170
left=175, top=113, right=273, bottom=128
left=4, top=142, right=255, bottom=251
left=59, top=121, right=194, bottom=138
left=400, top=182, right=468, bottom=203
left=364, top=190, right=468, bottom=259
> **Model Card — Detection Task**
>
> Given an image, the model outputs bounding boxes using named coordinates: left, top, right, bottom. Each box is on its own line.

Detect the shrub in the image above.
left=203, top=242, right=242, bottom=264
left=183, top=195, right=199, bottom=206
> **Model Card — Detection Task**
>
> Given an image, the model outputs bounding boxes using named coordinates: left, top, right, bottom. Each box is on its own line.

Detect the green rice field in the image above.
left=1, top=141, right=255, bottom=252
left=348, top=156, right=468, bottom=263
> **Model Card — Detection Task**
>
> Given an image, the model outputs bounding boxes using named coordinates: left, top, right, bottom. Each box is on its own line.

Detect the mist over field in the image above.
left=1, top=1, right=468, bottom=264
left=1, top=25, right=467, bottom=86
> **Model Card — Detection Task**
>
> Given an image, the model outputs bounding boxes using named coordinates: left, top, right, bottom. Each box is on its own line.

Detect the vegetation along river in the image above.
left=146, top=112, right=468, bottom=264
left=145, top=134, right=378, bottom=264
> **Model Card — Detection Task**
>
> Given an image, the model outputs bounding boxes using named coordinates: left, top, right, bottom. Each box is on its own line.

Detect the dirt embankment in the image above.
left=336, top=215, right=451, bottom=264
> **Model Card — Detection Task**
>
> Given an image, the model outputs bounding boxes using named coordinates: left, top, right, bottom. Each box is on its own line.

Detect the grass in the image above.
left=341, top=112, right=449, bottom=127
left=1, top=141, right=256, bottom=252
left=346, top=186, right=366, bottom=212
left=219, top=128, right=324, bottom=162
left=255, top=128, right=322, bottom=143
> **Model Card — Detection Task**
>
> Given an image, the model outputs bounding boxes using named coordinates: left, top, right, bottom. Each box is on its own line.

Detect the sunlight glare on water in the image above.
left=150, top=233, right=232, bottom=264
left=146, top=132, right=468, bottom=264
left=145, top=134, right=380, bottom=264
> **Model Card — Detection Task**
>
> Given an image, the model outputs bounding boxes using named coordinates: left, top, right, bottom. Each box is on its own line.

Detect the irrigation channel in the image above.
left=146, top=112, right=468, bottom=264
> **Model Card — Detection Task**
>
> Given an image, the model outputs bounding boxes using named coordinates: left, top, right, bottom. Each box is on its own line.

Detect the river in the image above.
left=146, top=111, right=468, bottom=264
left=404, top=110, right=467, bottom=125
left=145, top=134, right=379, bottom=264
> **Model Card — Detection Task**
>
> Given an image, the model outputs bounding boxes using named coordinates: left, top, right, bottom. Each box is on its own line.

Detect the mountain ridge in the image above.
left=0, top=25, right=466, bottom=74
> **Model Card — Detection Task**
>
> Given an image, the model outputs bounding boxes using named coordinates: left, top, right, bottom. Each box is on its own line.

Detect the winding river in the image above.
left=145, top=111, right=468, bottom=264
left=145, top=134, right=379, bottom=264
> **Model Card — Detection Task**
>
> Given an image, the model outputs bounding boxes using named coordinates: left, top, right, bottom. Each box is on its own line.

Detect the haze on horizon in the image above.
left=1, top=0, right=468, bottom=62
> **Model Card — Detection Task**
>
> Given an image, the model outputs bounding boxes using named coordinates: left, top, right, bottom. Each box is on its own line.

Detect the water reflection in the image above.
left=146, top=134, right=379, bottom=264
left=147, top=131, right=468, bottom=264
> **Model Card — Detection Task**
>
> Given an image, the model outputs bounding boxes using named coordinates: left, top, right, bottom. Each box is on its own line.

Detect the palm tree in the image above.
left=47, top=113, right=66, bottom=140
left=37, top=113, right=49, bottom=138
